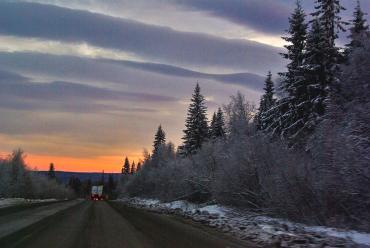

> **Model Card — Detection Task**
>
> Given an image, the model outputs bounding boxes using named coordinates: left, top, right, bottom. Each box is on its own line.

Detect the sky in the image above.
left=0, top=0, right=369, bottom=172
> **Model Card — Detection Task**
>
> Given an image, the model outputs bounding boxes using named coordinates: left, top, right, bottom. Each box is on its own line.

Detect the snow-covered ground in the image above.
left=0, top=198, right=58, bottom=209
left=117, top=197, right=370, bottom=247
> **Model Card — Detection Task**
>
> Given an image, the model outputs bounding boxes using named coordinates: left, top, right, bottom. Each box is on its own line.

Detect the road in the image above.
left=0, top=200, right=254, bottom=248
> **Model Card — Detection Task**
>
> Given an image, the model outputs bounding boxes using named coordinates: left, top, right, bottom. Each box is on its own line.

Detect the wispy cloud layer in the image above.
left=173, top=0, right=290, bottom=34
left=0, top=2, right=283, bottom=74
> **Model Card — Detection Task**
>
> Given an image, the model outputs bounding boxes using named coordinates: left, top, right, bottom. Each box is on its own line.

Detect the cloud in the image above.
left=173, top=0, right=290, bottom=35
left=99, top=59, right=265, bottom=91
left=0, top=69, right=29, bottom=82
left=0, top=2, right=283, bottom=74
left=0, top=51, right=266, bottom=93
left=0, top=69, right=176, bottom=114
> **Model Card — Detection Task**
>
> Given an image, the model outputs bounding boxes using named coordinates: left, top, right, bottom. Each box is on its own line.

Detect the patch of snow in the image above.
left=0, top=198, right=57, bottom=209
left=306, top=226, right=370, bottom=246
left=163, top=200, right=197, bottom=211
left=198, top=205, right=227, bottom=217
left=116, top=197, right=159, bottom=207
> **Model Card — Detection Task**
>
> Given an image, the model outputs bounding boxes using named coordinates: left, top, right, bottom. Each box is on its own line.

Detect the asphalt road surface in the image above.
left=0, top=200, right=254, bottom=248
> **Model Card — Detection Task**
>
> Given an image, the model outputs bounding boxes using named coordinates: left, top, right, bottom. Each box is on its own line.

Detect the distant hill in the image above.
left=37, top=171, right=122, bottom=184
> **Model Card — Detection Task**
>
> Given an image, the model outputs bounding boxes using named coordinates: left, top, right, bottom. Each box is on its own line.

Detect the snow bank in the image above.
left=118, top=197, right=370, bottom=247
left=306, top=226, right=370, bottom=246
left=0, top=198, right=57, bottom=209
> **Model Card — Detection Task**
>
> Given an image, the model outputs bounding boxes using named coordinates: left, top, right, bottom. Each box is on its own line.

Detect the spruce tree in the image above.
left=48, top=163, right=56, bottom=179
left=209, top=108, right=226, bottom=139
left=215, top=107, right=226, bottom=138
left=136, top=162, right=142, bottom=172
left=311, top=0, right=346, bottom=89
left=284, top=19, right=327, bottom=140
left=301, top=19, right=327, bottom=116
left=122, top=157, right=130, bottom=175
left=152, top=125, right=166, bottom=158
left=347, top=0, right=368, bottom=49
left=267, top=1, right=307, bottom=136
left=180, top=83, right=209, bottom=155
left=312, top=0, right=346, bottom=44
left=257, top=71, right=276, bottom=131
left=130, top=161, right=136, bottom=174
left=209, top=112, right=217, bottom=138
left=280, top=0, right=307, bottom=94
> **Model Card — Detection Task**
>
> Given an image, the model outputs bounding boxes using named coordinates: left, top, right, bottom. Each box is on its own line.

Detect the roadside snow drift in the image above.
left=117, top=198, right=370, bottom=247
left=0, top=198, right=57, bottom=209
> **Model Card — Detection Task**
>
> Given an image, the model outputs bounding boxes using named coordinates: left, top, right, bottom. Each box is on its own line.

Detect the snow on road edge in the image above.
left=117, top=197, right=370, bottom=247
left=0, top=198, right=58, bottom=209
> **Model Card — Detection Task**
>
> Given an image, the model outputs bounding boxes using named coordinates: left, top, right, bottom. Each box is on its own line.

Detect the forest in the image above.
left=120, top=1, right=370, bottom=231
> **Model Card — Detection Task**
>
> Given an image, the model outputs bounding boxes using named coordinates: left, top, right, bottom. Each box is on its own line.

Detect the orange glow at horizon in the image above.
left=23, top=153, right=143, bottom=173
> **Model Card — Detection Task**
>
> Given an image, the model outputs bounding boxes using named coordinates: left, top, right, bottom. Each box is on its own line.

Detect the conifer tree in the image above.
left=215, top=107, right=226, bottom=138
left=209, top=108, right=225, bottom=139
left=283, top=19, right=327, bottom=140
left=136, top=162, right=142, bottom=172
left=267, top=1, right=307, bottom=136
left=257, top=71, right=276, bottom=130
left=152, top=125, right=166, bottom=158
left=122, top=157, right=130, bottom=175
left=280, top=0, right=307, bottom=94
left=347, top=0, right=368, bottom=49
left=209, top=112, right=217, bottom=138
left=48, top=163, right=56, bottom=179
left=312, top=0, right=346, bottom=43
left=311, top=0, right=346, bottom=89
left=180, top=83, right=209, bottom=155
left=130, top=161, right=136, bottom=174
left=301, top=19, right=327, bottom=115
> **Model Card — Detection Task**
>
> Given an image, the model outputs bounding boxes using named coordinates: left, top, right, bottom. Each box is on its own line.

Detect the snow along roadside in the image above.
left=116, top=197, right=370, bottom=247
left=0, top=198, right=58, bottom=209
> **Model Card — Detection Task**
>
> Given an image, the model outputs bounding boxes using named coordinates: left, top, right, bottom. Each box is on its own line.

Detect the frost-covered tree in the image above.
left=180, top=83, right=209, bottom=156
left=256, top=71, right=276, bottom=130
left=152, top=125, right=166, bottom=158
left=308, top=31, right=370, bottom=226
left=267, top=1, right=307, bottom=137
left=0, top=150, right=74, bottom=199
left=122, top=157, right=130, bottom=175
left=210, top=108, right=226, bottom=139
left=215, top=107, right=226, bottom=138
left=224, top=91, right=255, bottom=137
left=311, top=0, right=346, bottom=89
left=347, top=0, right=368, bottom=50
left=280, top=0, right=307, bottom=94
left=282, top=19, right=327, bottom=141
left=210, top=112, right=217, bottom=138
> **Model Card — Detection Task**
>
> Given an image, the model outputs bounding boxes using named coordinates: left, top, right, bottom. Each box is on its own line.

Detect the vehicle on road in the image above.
left=91, top=185, right=104, bottom=200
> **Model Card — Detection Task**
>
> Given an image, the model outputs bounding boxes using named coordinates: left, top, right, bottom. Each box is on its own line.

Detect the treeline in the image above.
left=121, top=0, right=369, bottom=231
left=0, top=150, right=74, bottom=199
left=68, top=172, right=118, bottom=199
